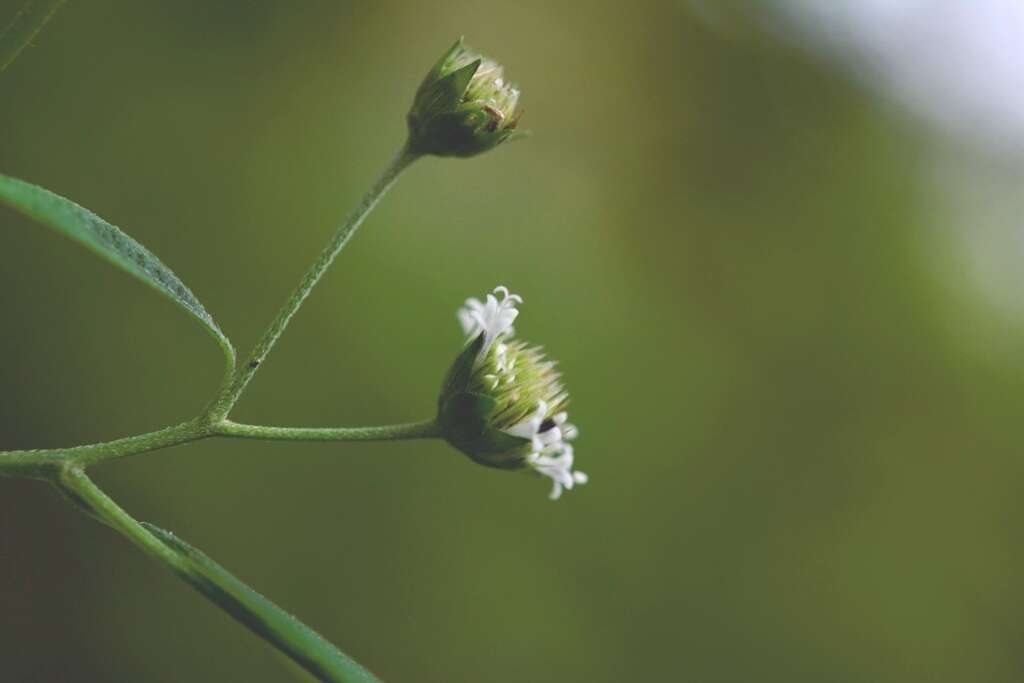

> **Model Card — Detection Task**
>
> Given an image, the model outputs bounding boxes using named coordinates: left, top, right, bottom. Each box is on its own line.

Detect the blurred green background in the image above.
left=4, top=1, right=1024, bottom=681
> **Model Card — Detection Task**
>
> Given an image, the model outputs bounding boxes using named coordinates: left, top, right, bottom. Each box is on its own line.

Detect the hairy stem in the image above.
left=0, top=417, right=440, bottom=476
left=0, top=0, right=65, bottom=72
left=218, top=418, right=441, bottom=441
left=55, top=466, right=194, bottom=567
left=55, top=468, right=381, bottom=683
left=1, top=136, right=433, bottom=681
left=0, top=419, right=209, bottom=479
left=208, top=145, right=420, bottom=420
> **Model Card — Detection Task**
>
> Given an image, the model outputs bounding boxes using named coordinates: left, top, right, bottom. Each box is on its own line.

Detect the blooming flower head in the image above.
left=407, top=38, right=523, bottom=158
left=438, top=286, right=586, bottom=499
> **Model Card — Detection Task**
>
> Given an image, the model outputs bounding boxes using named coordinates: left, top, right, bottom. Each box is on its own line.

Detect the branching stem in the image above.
left=0, top=417, right=441, bottom=478
left=0, top=136, right=432, bottom=683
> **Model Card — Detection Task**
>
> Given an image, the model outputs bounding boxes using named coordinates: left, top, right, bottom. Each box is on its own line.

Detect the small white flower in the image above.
left=440, top=285, right=586, bottom=500
left=529, top=446, right=588, bottom=501
left=438, top=288, right=585, bottom=501
left=508, top=402, right=585, bottom=500
left=457, top=285, right=522, bottom=356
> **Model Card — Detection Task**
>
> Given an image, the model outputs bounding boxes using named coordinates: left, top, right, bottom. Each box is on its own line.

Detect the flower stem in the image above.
left=55, top=467, right=381, bottom=683
left=0, top=419, right=209, bottom=479
left=217, top=418, right=441, bottom=441
left=208, top=144, right=421, bottom=420
left=0, top=417, right=440, bottom=476
left=0, top=0, right=65, bottom=73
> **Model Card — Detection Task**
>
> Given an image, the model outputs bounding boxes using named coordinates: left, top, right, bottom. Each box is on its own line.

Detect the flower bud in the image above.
left=407, top=38, right=523, bottom=158
left=437, top=286, right=586, bottom=499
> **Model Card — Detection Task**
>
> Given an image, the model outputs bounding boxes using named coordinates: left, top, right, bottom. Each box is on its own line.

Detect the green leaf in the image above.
left=0, top=174, right=235, bottom=366
left=141, top=523, right=381, bottom=683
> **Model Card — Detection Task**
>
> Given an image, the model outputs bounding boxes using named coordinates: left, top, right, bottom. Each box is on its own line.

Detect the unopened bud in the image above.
left=407, top=38, right=524, bottom=158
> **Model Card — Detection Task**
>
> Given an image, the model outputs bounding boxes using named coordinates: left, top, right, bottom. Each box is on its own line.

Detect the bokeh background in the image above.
left=4, top=1, right=1024, bottom=681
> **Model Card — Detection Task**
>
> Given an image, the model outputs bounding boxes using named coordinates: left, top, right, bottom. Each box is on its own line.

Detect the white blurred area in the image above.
left=778, top=0, right=1024, bottom=156
left=770, top=0, right=1024, bottom=346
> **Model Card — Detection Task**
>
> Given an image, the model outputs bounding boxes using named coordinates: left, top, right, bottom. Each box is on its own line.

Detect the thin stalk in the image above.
left=0, top=0, right=65, bottom=72
left=0, top=417, right=440, bottom=475
left=0, top=419, right=209, bottom=479
left=56, top=468, right=380, bottom=683
left=218, top=418, right=441, bottom=441
left=56, top=467, right=193, bottom=567
left=208, top=145, right=420, bottom=420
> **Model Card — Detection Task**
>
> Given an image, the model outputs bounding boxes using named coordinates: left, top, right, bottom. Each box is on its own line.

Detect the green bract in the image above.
left=407, top=38, right=523, bottom=158
left=439, top=335, right=566, bottom=467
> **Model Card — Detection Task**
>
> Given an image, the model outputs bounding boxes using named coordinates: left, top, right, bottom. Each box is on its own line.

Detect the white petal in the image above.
left=529, top=442, right=585, bottom=500
left=455, top=286, right=523, bottom=358
left=504, top=400, right=547, bottom=441
left=506, top=420, right=539, bottom=439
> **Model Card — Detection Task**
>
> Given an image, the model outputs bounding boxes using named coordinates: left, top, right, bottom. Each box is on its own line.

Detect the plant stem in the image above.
left=208, top=144, right=420, bottom=421
left=56, top=466, right=194, bottom=567
left=0, top=0, right=65, bottom=72
left=0, top=417, right=440, bottom=476
left=1, top=138, right=433, bottom=681
left=217, top=418, right=441, bottom=441
left=0, top=419, right=209, bottom=479
left=56, top=467, right=381, bottom=683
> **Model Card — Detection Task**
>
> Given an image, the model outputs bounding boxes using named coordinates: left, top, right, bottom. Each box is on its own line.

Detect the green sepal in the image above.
left=409, top=107, right=511, bottom=157
left=438, top=391, right=530, bottom=470
left=409, top=58, right=480, bottom=134
left=435, top=59, right=480, bottom=109
left=426, top=36, right=465, bottom=80
left=437, top=332, right=484, bottom=411
left=445, top=59, right=481, bottom=105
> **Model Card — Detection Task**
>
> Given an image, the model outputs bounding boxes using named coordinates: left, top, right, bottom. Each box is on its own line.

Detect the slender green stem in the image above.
left=0, top=417, right=440, bottom=476
left=0, top=0, right=65, bottom=72
left=56, top=468, right=380, bottom=683
left=0, top=419, right=209, bottom=479
left=1, top=135, right=432, bottom=681
left=2, top=143, right=427, bottom=475
left=55, top=466, right=193, bottom=567
left=208, top=144, right=420, bottom=420
left=218, top=418, right=441, bottom=441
